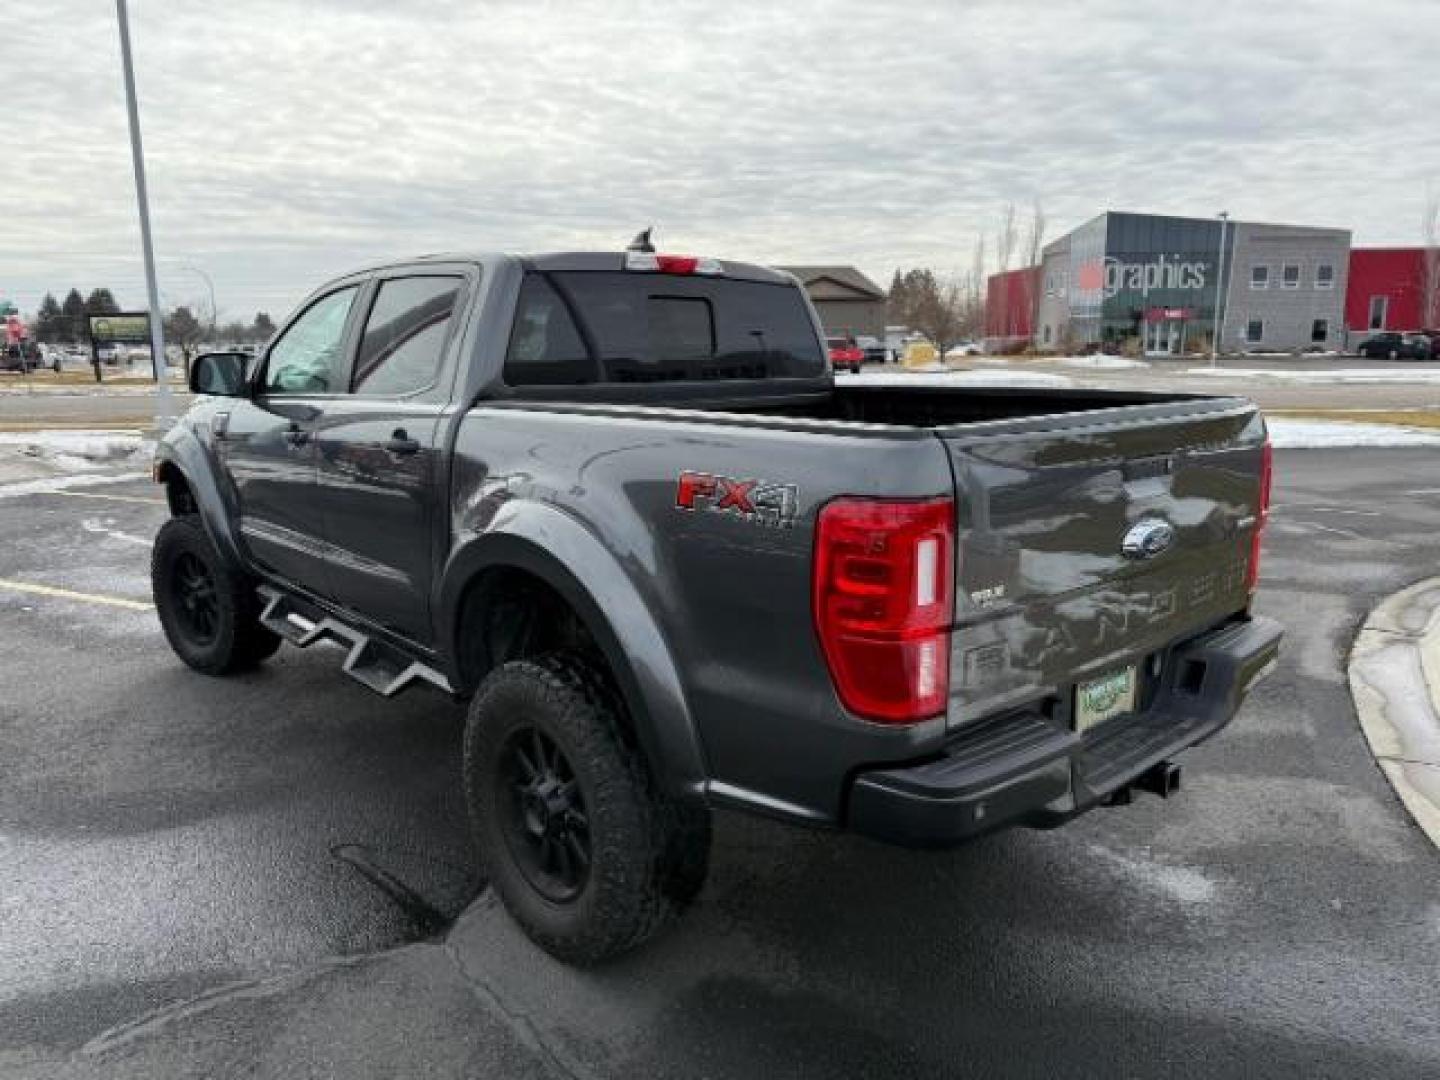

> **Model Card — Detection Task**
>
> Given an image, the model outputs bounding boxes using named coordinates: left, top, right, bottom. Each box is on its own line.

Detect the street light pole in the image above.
left=115, top=0, right=172, bottom=431
left=1210, top=211, right=1229, bottom=368
left=181, top=264, right=217, bottom=341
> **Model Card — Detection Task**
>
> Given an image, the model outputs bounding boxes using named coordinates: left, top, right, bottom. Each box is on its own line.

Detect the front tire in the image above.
left=463, top=653, right=711, bottom=964
left=152, top=515, right=281, bottom=675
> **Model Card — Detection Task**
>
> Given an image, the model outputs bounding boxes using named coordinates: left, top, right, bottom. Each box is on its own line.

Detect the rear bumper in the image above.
left=846, top=615, right=1282, bottom=848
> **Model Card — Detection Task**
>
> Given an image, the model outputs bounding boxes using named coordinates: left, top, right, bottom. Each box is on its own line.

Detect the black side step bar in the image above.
left=256, top=585, right=453, bottom=697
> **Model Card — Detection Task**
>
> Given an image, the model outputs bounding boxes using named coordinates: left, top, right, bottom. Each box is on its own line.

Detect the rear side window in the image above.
left=352, top=276, right=461, bottom=396
left=503, top=272, right=824, bottom=386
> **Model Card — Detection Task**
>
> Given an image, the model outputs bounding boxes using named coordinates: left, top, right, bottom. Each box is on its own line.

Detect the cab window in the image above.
left=263, top=287, right=359, bottom=394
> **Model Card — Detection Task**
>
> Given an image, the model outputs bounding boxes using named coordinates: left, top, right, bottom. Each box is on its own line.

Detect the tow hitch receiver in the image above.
left=1135, top=761, right=1182, bottom=799
left=1104, top=761, right=1182, bottom=807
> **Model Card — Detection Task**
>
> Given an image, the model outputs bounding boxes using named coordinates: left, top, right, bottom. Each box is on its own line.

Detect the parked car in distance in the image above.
left=1356, top=331, right=1434, bottom=360
left=826, top=335, right=865, bottom=373
left=943, top=342, right=982, bottom=359
left=854, top=335, right=887, bottom=365
left=0, top=342, right=44, bottom=373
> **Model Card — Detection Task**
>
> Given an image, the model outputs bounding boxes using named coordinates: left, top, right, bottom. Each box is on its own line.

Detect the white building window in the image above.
left=1312, top=318, right=1328, bottom=343
left=1368, top=295, right=1388, bottom=331
left=1250, top=266, right=1269, bottom=289
left=1245, top=318, right=1264, bottom=344
left=1316, top=264, right=1335, bottom=289
left=1281, top=264, right=1300, bottom=289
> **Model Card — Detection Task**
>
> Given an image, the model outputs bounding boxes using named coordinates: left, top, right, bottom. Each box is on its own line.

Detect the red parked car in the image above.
left=826, top=335, right=864, bottom=374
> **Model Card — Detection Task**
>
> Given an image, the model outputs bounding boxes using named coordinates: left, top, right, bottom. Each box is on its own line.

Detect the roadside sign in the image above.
left=89, top=312, right=152, bottom=344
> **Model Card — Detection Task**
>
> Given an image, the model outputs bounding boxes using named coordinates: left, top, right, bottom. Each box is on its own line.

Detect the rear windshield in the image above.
left=504, top=271, right=825, bottom=386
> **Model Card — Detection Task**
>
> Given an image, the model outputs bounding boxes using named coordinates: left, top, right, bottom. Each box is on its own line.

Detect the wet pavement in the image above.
left=1, top=452, right=1438, bottom=1078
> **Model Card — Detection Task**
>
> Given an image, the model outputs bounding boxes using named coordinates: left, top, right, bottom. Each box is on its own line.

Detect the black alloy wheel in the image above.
left=152, top=514, right=282, bottom=675
left=498, top=725, right=591, bottom=902
left=170, top=551, right=220, bottom=645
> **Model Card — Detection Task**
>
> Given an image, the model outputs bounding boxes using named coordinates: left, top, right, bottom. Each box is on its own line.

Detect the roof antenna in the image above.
left=627, top=227, right=655, bottom=253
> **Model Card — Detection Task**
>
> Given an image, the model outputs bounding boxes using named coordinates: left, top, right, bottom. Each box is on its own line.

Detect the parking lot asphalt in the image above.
left=2, top=452, right=1439, bottom=1078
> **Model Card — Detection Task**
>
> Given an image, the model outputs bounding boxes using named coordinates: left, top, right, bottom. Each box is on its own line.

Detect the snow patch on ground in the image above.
left=0, top=429, right=152, bottom=471
left=1267, top=419, right=1440, bottom=449
left=1187, top=366, right=1440, bottom=384
left=0, top=470, right=151, bottom=500
left=847, top=369, right=1076, bottom=388
left=80, top=516, right=154, bottom=547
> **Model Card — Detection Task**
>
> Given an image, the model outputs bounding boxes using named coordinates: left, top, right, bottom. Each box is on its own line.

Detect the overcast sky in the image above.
left=5, top=0, right=1438, bottom=321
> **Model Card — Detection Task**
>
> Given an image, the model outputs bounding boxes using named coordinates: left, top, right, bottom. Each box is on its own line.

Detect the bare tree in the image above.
left=1423, top=186, right=1440, bottom=330
left=1023, top=198, right=1046, bottom=349
left=1023, top=197, right=1046, bottom=270
left=892, top=268, right=970, bottom=356
left=970, top=234, right=987, bottom=334
left=995, top=202, right=1017, bottom=272
left=990, top=204, right=1019, bottom=343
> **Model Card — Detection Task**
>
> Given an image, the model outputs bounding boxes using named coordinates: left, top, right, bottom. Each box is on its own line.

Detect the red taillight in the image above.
left=812, top=497, right=955, bottom=724
left=1246, top=439, right=1273, bottom=593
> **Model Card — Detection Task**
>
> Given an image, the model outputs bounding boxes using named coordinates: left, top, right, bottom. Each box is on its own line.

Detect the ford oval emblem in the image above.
left=1122, top=519, right=1175, bottom=560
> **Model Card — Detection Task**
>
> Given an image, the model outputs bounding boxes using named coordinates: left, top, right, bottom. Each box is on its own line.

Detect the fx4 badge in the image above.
left=676, top=470, right=799, bottom=528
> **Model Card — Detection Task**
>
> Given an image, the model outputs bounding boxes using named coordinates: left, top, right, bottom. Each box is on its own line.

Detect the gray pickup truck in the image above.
left=152, top=245, right=1281, bottom=962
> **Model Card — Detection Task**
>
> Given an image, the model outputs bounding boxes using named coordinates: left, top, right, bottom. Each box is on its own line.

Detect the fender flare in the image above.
left=437, top=501, right=709, bottom=801
left=153, top=428, right=244, bottom=569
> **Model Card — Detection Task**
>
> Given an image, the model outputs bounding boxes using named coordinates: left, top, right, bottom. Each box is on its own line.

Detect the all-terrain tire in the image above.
left=463, top=653, right=712, bottom=964
left=152, top=515, right=282, bottom=675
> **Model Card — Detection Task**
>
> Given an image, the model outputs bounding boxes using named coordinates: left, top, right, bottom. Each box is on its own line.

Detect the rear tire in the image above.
left=152, top=515, right=282, bottom=675
left=463, top=653, right=711, bottom=964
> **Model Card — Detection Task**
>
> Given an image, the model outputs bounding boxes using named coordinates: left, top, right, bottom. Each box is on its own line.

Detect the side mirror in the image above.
left=189, top=352, right=250, bottom=397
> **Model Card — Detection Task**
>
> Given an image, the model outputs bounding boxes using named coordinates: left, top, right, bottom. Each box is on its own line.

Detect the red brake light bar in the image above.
left=624, top=251, right=723, bottom=275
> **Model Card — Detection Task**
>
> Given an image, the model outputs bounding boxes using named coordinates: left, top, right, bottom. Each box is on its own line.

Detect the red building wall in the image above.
left=1346, top=248, right=1438, bottom=332
left=985, top=266, right=1040, bottom=341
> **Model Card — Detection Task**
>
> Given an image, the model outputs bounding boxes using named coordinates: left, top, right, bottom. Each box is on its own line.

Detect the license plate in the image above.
left=1075, top=667, right=1137, bottom=733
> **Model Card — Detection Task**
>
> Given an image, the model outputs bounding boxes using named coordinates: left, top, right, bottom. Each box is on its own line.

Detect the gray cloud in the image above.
left=3, top=0, right=1437, bottom=320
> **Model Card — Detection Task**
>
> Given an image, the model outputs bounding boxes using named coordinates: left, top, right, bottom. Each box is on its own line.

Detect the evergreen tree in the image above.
left=33, top=294, right=64, bottom=342
left=84, top=288, right=121, bottom=316
left=61, top=288, right=87, bottom=343
left=164, top=305, right=204, bottom=357
left=252, top=311, right=276, bottom=341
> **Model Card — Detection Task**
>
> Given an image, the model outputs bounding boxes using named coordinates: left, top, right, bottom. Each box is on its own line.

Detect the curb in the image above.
left=1348, top=578, right=1440, bottom=850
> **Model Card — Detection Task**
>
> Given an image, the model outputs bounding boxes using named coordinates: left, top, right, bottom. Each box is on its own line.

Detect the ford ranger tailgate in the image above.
left=939, top=398, right=1267, bottom=728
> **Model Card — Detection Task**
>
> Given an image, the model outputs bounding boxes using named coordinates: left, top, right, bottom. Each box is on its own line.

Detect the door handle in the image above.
left=383, top=429, right=422, bottom=456
left=282, top=423, right=310, bottom=447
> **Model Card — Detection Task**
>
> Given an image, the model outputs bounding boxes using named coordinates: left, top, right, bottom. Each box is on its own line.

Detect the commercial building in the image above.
left=1346, top=248, right=1440, bottom=335
left=779, top=266, right=887, bottom=339
left=984, top=266, right=1040, bottom=350
left=1026, top=211, right=1350, bottom=354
